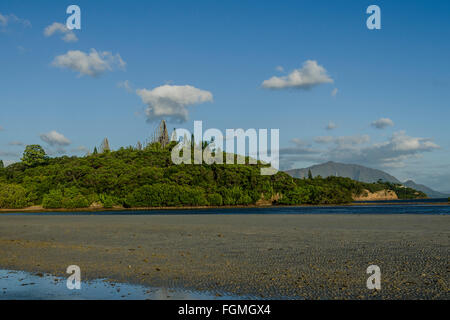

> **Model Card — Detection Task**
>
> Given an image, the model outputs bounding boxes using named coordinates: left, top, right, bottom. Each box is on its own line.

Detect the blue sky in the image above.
left=1, top=0, right=450, bottom=191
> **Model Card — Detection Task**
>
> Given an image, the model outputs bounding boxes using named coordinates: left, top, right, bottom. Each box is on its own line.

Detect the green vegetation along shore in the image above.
left=0, top=142, right=427, bottom=210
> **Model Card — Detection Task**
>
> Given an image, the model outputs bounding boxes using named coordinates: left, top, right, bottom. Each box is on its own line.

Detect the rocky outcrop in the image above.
left=353, top=189, right=398, bottom=201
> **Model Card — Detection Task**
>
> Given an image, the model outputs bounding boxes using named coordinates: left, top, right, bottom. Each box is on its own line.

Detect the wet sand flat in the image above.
left=0, top=214, right=448, bottom=299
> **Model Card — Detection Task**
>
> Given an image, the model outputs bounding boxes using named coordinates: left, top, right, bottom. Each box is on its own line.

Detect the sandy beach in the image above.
left=0, top=214, right=448, bottom=299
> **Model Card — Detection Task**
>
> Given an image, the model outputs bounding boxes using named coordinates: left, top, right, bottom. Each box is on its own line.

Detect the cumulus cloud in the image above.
left=136, top=85, right=213, bottom=123
left=40, top=131, right=71, bottom=146
left=326, top=121, right=337, bottom=130
left=335, top=131, right=438, bottom=168
left=0, top=12, right=31, bottom=29
left=44, top=22, right=78, bottom=42
left=262, top=60, right=333, bottom=90
left=281, top=131, right=439, bottom=170
left=371, top=117, right=394, bottom=129
left=52, top=49, right=126, bottom=77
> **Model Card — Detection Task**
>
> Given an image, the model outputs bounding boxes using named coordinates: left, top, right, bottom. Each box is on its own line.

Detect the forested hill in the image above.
left=0, top=143, right=426, bottom=210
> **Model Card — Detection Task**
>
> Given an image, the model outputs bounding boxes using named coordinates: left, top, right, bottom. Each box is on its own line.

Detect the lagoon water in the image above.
left=0, top=270, right=250, bottom=300
left=4, top=201, right=450, bottom=216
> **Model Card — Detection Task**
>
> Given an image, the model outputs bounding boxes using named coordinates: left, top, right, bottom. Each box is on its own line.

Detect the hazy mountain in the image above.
left=286, top=161, right=400, bottom=183
left=403, top=180, right=449, bottom=199
left=285, top=161, right=449, bottom=198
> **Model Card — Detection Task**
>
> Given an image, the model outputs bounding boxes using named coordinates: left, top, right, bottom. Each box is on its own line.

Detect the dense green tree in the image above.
left=42, top=189, right=64, bottom=209
left=0, top=183, right=30, bottom=208
left=61, top=187, right=90, bottom=208
left=308, top=169, right=313, bottom=179
left=21, top=145, right=48, bottom=167
left=42, top=187, right=90, bottom=209
left=98, top=194, right=116, bottom=208
left=207, top=193, right=223, bottom=206
left=0, top=160, right=4, bottom=169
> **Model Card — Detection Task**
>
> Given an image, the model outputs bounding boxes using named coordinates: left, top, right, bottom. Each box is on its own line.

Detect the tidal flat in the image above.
left=0, top=214, right=448, bottom=299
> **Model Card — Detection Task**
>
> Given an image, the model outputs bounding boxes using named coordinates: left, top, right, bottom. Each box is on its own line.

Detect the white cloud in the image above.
left=281, top=131, right=439, bottom=170
left=389, top=130, right=438, bottom=151
left=334, top=134, right=370, bottom=147
left=0, top=14, right=7, bottom=26
left=313, top=134, right=370, bottom=146
left=291, top=138, right=310, bottom=147
left=314, top=136, right=334, bottom=144
left=340, top=131, right=439, bottom=168
left=0, top=12, right=31, bottom=29
left=136, top=85, right=213, bottom=123
left=44, top=22, right=78, bottom=42
left=71, top=146, right=88, bottom=153
left=326, top=121, right=337, bottom=130
left=331, top=88, right=338, bottom=97
left=40, top=131, right=71, bottom=146
left=262, top=60, right=333, bottom=90
left=371, top=117, right=394, bottom=129
left=282, top=138, right=319, bottom=156
left=117, top=80, right=133, bottom=93
left=275, top=66, right=285, bottom=72
left=52, top=49, right=126, bottom=77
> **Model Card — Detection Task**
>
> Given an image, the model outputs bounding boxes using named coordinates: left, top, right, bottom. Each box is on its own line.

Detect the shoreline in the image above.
left=0, top=200, right=448, bottom=214
left=0, top=269, right=253, bottom=300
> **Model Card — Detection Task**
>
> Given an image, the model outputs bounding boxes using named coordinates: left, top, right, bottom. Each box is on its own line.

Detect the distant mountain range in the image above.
left=285, top=161, right=449, bottom=199
left=402, top=180, right=449, bottom=199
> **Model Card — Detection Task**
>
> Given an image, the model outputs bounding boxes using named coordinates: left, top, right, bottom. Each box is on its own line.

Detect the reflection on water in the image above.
left=0, top=270, right=248, bottom=300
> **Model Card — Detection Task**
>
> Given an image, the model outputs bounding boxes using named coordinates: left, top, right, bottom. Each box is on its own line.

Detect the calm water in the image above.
left=3, top=203, right=450, bottom=216
left=0, top=270, right=251, bottom=300
left=353, top=198, right=449, bottom=204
